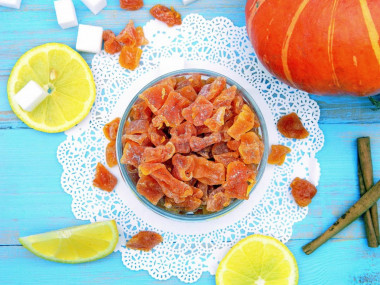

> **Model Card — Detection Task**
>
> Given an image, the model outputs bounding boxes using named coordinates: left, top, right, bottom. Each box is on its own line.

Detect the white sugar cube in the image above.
left=0, top=0, right=21, bottom=9
left=81, top=0, right=107, bottom=15
left=182, top=0, right=198, bottom=5
left=13, top=80, right=48, bottom=112
left=76, top=24, right=103, bottom=53
left=54, top=0, right=78, bottom=29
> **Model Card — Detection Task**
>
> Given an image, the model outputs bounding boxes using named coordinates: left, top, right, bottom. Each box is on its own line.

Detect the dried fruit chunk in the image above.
left=139, top=84, right=174, bottom=114
left=125, top=119, right=150, bottom=134
left=196, top=145, right=212, bottom=159
left=153, top=91, right=190, bottom=128
left=204, top=107, right=226, bottom=132
left=212, top=142, right=230, bottom=156
left=177, top=85, right=197, bottom=102
left=277, top=112, right=309, bottom=139
left=120, top=0, right=144, bottom=11
left=224, top=108, right=234, bottom=122
left=227, top=140, right=241, bottom=151
left=201, top=77, right=226, bottom=101
left=214, top=152, right=240, bottom=167
left=290, top=177, right=317, bottom=207
left=206, top=187, right=230, bottom=212
left=232, top=93, right=244, bottom=114
left=196, top=125, right=212, bottom=135
left=136, top=175, right=163, bottom=205
left=93, top=162, right=117, bottom=192
left=182, top=96, right=214, bottom=126
left=126, top=231, right=163, bottom=252
left=106, top=141, right=118, bottom=167
left=239, top=132, right=264, bottom=165
left=212, top=86, right=237, bottom=109
left=130, top=99, right=152, bottom=120
left=227, top=104, right=260, bottom=140
left=136, top=27, right=149, bottom=46
left=224, top=161, right=255, bottom=200
left=159, top=77, right=176, bottom=88
left=122, top=133, right=151, bottom=146
left=139, top=163, right=193, bottom=202
left=120, top=141, right=146, bottom=167
left=172, top=154, right=194, bottom=181
left=190, top=132, right=221, bottom=152
left=103, top=118, right=120, bottom=141
left=148, top=124, right=168, bottom=146
left=150, top=4, right=182, bottom=27
left=103, top=30, right=115, bottom=42
left=189, top=73, right=203, bottom=93
left=119, top=46, right=142, bottom=70
left=198, top=84, right=211, bottom=97
left=170, top=121, right=196, bottom=153
left=103, top=30, right=122, bottom=54
left=268, top=145, right=291, bottom=165
left=116, top=20, right=138, bottom=46
left=142, top=142, right=175, bottom=163
left=219, top=118, right=234, bottom=142
left=192, top=156, right=225, bottom=185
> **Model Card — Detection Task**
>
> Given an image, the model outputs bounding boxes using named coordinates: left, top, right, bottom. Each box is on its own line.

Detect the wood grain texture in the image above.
left=0, top=0, right=379, bottom=284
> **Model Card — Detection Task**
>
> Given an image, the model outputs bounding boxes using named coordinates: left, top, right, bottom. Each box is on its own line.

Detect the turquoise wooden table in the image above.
left=0, top=1, right=379, bottom=284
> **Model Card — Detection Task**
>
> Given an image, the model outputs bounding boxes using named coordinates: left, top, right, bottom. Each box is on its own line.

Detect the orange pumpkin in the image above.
left=246, top=0, right=380, bottom=96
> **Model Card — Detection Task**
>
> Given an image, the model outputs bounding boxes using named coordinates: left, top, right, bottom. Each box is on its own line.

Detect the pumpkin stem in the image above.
left=369, top=96, right=380, bottom=110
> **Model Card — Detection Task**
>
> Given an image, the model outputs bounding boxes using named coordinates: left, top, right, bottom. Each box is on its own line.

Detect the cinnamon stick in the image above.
left=302, top=181, right=380, bottom=255
left=358, top=165, right=378, bottom=247
left=357, top=137, right=380, bottom=244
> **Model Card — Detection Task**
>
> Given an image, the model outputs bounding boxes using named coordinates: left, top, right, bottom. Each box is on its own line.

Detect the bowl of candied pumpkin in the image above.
left=116, top=69, right=269, bottom=221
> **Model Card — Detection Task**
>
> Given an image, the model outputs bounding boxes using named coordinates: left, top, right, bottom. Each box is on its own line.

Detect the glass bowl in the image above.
left=116, top=69, right=269, bottom=221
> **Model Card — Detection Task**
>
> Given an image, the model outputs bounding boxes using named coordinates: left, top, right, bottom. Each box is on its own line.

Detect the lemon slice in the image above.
left=19, top=220, right=119, bottom=264
left=216, top=235, right=298, bottom=285
left=7, top=43, right=96, bottom=133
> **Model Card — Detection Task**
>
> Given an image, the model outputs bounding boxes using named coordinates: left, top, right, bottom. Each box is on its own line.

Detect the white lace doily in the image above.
left=57, top=14, right=324, bottom=283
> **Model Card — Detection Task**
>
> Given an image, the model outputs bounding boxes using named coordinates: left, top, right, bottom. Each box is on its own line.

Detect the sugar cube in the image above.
left=182, top=0, right=198, bottom=5
left=80, top=0, right=107, bottom=15
left=13, top=80, right=48, bottom=112
left=76, top=24, right=103, bottom=53
left=54, top=0, right=78, bottom=29
left=0, top=0, right=21, bottom=9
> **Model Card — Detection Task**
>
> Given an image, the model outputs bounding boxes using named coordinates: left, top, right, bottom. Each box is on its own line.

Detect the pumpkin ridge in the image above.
left=328, top=0, right=341, bottom=88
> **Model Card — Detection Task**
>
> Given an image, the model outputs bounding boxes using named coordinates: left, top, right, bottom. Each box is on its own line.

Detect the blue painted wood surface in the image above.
left=0, top=1, right=379, bottom=284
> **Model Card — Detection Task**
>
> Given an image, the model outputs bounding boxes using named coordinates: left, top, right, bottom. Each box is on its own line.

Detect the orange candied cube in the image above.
left=267, top=145, right=291, bottom=165
left=126, top=231, right=163, bottom=251
left=93, top=162, right=117, bottom=192
left=119, top=45, right=142, bottom=70
left=103, top=118, right=121, bottom=141
left=277, top=112, right=309, bottom=139
left=290, top=177, right=317, bottom=207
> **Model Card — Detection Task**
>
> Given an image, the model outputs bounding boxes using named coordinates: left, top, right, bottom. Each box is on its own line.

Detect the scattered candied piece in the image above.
left=120, top=141, right=146, bottom=167
left=93, top=162, right=118, bottom=192
left=116, top=20, right=138, bottom=46
left=212, top=142, right=230, bottom=156
left=136, top=27, right=149, bottom=46
left=120, top=0, right=144, bottom=11
left=177, top=85, right=197, bottom=102
left=227, top=140, right=241, bottom=151
left=182, top=96, right=214, bottom=126
left=268, top=145, right=291, bottom=165
left=277, top=112, right=309, bottom=139
left=125, top=119, right=150, bottom=135
left=290, top=177, right=317, bottom=207
left=212, top=86, right=237, bottom=109
left=148, top=124, right=168, bottom=146
left=130, top=99, right=152, bottom=120
left=103, top=117, right=120, bottom=141
left=227, top=104, right=260, bottom=140
left=202, top=77, right=227, bottom=101
left=139, top=163, right=193, bottom=202
left=231, top=93, right=244, bottom=114
left=126, top=231, right=163, bottom=252
left=106, top=141, right=118, bottom=167
left=103, top=30, right=116, bottom=42
left=192, top=156, right=225, bottom=185
left=206, top=187, right=231, bottom=212
left=172, top=154, right=194, bottom=181
left=239, top=132, right=264, bottom=165
left=119, top=45, right=142, bottom=70
left=136, top=175, right=164, bottom=205
left=150, top=4, right=182, bottom=27
left=190, top=132, right=221, bottom=152
left=189, top=73, right=203, bottom=93
left=224, top=161, right=255, bottom=200
left=214, top=152, right=241, bottom=167
left=123, top=133, right=151, bottom=146
left=170, top=121, right=197, bottom=153
left=103, top=30, right=122, bottom=54
left=142, top=142, right=175, bottom=163
left=204, top=107, right=226, bottom=132
left=139, top=84, right=174, bottom=114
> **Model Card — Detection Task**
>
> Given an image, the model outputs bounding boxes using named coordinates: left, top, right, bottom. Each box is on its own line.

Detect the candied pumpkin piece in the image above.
left=122, top=133, right=151, bottom=146
left=176, top=186, right=203, bottom=212
left=103, top=30, right=115, bottom=41
left=198, top=84, right=211, bottom=97
left=227, top=139, right=241, bottom=151
left=212, top=142, right=230, bottom=156
left=175, top=78, right=191, bottom=90
left=196, top=145, right=212, bottom=159
left=268, top=145, right=291, bottom=165
left=103, top=117, right=120, bottom=141
left=103, top=30, right=122, bottom=54
left=189, top=73, right=203, bottom=93
left=139, top=163, right=193, bottom=202
left=130, top=99, right=152, bottom=120
left=190, top=132, right=221, bottom=152
left=239, top=132, right=264, bottom=165
left=214, top=152, right=241, bottom=167
left=126, top=231, right=163, bottom=252
left=125, top=119, right=150, bottom=134
left=139, top=84, right=174, bottom=114
left=182, top=96, right=214, bottom=126
left=119, top=45, right=142, bottom=70
left=170, top=121, right=197, bottom=153
left=212, top=86, right=237, bottom=109
left=142, top=142, right=176, bottom=163
left=192, top=156, right=225, bottom=185
left=196, top=125, right=212, bottom=135
left=227, top=104, right=260, bottom=140
left=120, top=141, right=146, bottom=167
left=206, top=187, right=231, bottom=212
left=93, top=162, right=117, bottom=192
left=277, top=112, right=309, bottom=139
left=136, top=175, right=164, bottom=205
left=136, top=26, right=149, bottom=46
left=150, top=4, right=182, bottom=27
left=196, top=181, right=209, bottom=204
left=204, top=107, right=226, bottom=132
left=224, top=161, right=255, bottom=200
left=219, top=118, right=234, bottom=142
left=120, top=0, right=144, bottom=11
left=148, top=124, right=168, bottom=146
left=177, top=85, right=197, bottom=102
left=224, top=108, right=234, bottom=122
left=172, top=154, right=194, bottom=181
left=290, top=177, right=317, bottom=207
left=116, top=20, right=137, bottom=46
left=106, top=141, right=118, bottom=167
left=159, top=77, right=176, bottom=89
left=232, top=93, right=244, bottom=114
left=201, top=77, right=226, bottom=101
